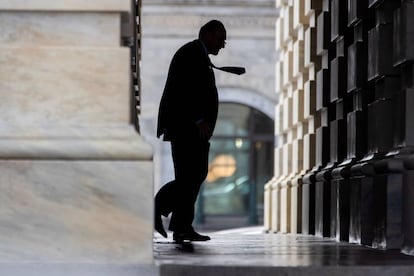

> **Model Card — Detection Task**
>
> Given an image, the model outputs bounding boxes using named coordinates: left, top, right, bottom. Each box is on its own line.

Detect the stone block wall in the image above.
left=265, top=0, right=322, bottom=234
left=268, top=0, right=414, bottom=256
left=0, top=0, right=154, bottom=272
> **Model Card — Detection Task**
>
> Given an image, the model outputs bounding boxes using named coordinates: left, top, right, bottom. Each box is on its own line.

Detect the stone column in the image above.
left=0, top=0, right=154, bottom=273
left=272, top=0, right=322, bottom=235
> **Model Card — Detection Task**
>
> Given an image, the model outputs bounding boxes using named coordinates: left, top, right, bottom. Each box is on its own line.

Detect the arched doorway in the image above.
left=195, top=102, right=274, bottom=230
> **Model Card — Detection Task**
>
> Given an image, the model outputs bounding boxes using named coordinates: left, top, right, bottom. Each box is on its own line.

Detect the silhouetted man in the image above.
left=154, top=20, right=227, bottom=243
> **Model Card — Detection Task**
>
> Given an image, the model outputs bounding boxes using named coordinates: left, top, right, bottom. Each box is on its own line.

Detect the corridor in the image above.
left=154, top=227, right=414, bottom=276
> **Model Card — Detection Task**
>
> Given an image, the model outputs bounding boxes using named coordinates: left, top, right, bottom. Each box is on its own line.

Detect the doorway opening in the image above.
left=195, top=102, right=274, bottom=230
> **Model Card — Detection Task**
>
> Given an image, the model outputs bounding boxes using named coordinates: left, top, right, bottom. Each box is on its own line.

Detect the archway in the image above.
left=195, top=102, right=274, bottom=230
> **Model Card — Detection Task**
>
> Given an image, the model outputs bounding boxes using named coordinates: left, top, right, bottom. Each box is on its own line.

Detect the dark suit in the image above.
left=155, top=39, right=218, bottom=233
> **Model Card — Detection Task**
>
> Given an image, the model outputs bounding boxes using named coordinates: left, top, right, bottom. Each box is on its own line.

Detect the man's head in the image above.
left=199, top=20, right=226, bottom=56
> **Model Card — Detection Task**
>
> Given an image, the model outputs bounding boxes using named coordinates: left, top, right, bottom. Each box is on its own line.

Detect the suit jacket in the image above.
left=157, top=39, right=219, bottom=141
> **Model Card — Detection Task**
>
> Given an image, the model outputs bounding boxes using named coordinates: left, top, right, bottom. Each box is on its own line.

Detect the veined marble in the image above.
left=0, top=47, right=130, bottom=127
left=0, top=12, right=120, bottom=46
left=0, top=160, right=153, bottom=263
left=0, top=0, right=154, bottom=269
left=0, top=0, right=131, bottom=11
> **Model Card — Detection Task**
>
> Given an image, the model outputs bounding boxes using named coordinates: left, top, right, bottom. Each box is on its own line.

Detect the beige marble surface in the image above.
left=0, top=136, right=153, bottom=160
left=0, top=160, right=153, bottom=264
left=0, top=12, right=120, bottom=46
left=0, top=0, right=130, bottom=11
left=0, top=47, right=130, bottom=128
left=0, top=2, right=154, bottom=268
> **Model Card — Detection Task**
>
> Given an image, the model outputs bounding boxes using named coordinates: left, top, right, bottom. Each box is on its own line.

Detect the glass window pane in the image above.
left=203, top=138, right=250, bottom=215
left=252, top=109, right=274, bottom=135
left=214, top=103, right=250, bottom=136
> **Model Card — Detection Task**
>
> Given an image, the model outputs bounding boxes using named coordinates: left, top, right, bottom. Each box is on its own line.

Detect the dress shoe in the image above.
left=173, top=230, right=211, bottom=243
left=154, top=213, right=167, bottom=238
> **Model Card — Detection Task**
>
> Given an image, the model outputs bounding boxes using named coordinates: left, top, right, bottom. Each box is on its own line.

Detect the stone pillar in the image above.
left=0, top=0, right=154, bottom=273
left=272, top=0, right=322, bottom=235
left=393, top=1, right=414, bottom=255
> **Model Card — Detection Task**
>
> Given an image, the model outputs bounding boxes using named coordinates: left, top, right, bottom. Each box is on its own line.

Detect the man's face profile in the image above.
left=206, top=28, right=226, bottom=56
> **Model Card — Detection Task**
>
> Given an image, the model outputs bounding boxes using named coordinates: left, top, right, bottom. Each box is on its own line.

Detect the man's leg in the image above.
left=168, top=139, right=210, bottom=235
left=154, top=181, right=176, bottom=238
left=155, top=180, right=176, bottom=217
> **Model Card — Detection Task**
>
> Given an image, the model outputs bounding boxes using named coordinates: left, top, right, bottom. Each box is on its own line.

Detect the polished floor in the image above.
left=154, top=226, right=414, bottom=276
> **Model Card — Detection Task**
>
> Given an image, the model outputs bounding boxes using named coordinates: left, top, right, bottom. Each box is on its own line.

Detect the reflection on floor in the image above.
left=154, top=226, right=414, bottom=276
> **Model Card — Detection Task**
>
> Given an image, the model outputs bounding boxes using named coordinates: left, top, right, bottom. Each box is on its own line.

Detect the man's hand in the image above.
left=196, top=120, right=213, bottom=140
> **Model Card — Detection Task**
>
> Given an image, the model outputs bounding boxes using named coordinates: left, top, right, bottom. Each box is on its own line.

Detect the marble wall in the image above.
left=268, top=0, right=414, bottom=256
left=265, top=0, right=322, bottom=234
left=0, top=0, right=154, bottom=272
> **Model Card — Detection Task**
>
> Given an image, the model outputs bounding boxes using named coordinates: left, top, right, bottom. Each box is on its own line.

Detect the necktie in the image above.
left=210, top=61, right=246, bottom=75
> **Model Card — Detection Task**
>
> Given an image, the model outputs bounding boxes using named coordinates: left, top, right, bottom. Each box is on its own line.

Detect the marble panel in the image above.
left=402, top=170, right=414, bottom=255
left=282, top=97, right=293, bottom=132
left=271, top=183, right=281, bottom=232
left=360, top=176, right=375, bottom=246
left=280, top=181, right=291, bottom=233
left=283, top=5, right=295, bottom=45
left=275, top=18, right=284, bottom=50
left=393, top=2, right=414, bottom=67
left=332, top=178, right=350, bottom=241
left=0, top=135, right=152, bottom=161
left=276, top=61, right=284, bottom=93
left=305, top=26, right=318, bottom=69
left=375, top=76, right=400, bottom=101
left=0, top=12, right=120, bottom=47
left=293, top=0, right=306, bottom=27
left=330, top=179, right=339, bottom=239
left=293, top=39, right=305, bottom=79
left=302, top=169, right=317, bottom=235
left=330, top=0, right=347, bottom=42
left=331, top=118, right=347, bottom=162
left=372, top=174, right=403, bottom=249
left=350, top=176, right=374, bottom=245
left=330, top=56, right=346, bottom=102
left=347, top=110, right=366, bottom=160
left=375, top=0, right=400, bottom=25
left=316, top=69, right=330, bottom=111
left=304, top=80, right=316, bottom=118
left=370, top=99, right=394, bottom=153
left=292, top=138, right=304, bottom=174
left=264, top=182, right=272, bottom=231
left=302, top=182, right=310, bottom=234
left=368, top=0, right=381, bottom=9
left=316, top=126, right=330, bottom=167
left=323, top=0, right=330, bottom=11
left=316, top=11, right=330, bottom=55
left=0, top=47, right=130, bottom=134
left=315, top=179, right=330, bottom=237
left=348, top=0, right=366, bottom=27
left=275, top=146, right=283, bottom=178
left=304, top=0, right=323, bottom=16
left=339, top=178, right=351, bottom=242
left=394, top=89, right=414, bottom=147
left=283, top=143, right=293, bottom=176
left=0, top=0, right=130, bottom=11
left=275, top=104, right=283, bottom=136
left=290, top=178, right=303, bottom=233
left=0, top=159, right=153, bottom=264
left=283, top=50, right=294, bottom=88
left=349, top=177, right=362, bottom=244
left=348, top=41, right=367, bottom=93
left=293, top=89, right=305, bottom=125
left=367, top=23, right=396, bottom=81
left=304, top=133, right=316, bottom=170
left=330, top=120, right=338, bottom=162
